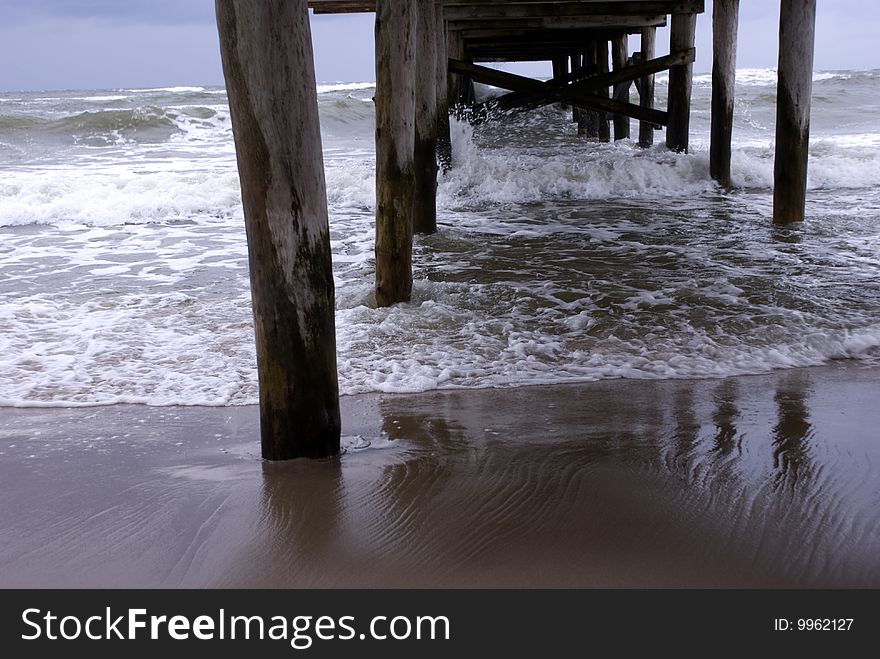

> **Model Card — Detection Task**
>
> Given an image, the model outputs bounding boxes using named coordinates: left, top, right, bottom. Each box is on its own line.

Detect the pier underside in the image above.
left=308, top=0, right=705, bottom=313
left=216, top=1, right=817, bottom=459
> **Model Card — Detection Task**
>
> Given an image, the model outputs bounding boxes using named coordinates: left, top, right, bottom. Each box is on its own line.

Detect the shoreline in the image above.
left=1, top=362, right=879, bottom=588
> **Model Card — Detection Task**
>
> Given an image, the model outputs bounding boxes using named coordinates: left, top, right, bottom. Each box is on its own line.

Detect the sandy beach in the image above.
left=0, top=363, right=877, bottom=588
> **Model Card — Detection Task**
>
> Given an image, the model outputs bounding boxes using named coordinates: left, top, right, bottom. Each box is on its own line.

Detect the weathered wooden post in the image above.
left=552, top=56, right=566, bottom=81
left=578, top=43, right=600, bottom=138
left=570, top=52, right=582, bottom=124
left=597, top=40, right=612, bottom=142
left=666, top=12, right=697, bottom=152
left=375, top=0, right=416, bottom=305
left=435, top=4, right=452, bottom=172
left=215, top=0, right=340, bottom=460
left=711, top=0, right=740, bottom=188
left=638, top=27, right=656, bottom=147
left=447, top=30, right=474, bottom=114
left=611, top=34, right=630, bottom=140
left=773, top=0, right=817, bottom=223
left=413, top=0, right=438, bottom=234
left=552, top=55, right=570, bottom=115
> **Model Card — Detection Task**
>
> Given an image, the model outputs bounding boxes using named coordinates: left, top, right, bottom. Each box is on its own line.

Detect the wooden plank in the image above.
left=216, top=0, right=340, bottom=460
left=573, top=89, right=668, bottom=125
left=457, top=26, right=651, bottom=40
left=638, top=26, right=656, bottom=147
left=375, top=0, right=416, bottom=305
left=710, top=0, right=739, bottom=188
left=307, top=1, right=706, bottom=15
left=773, top=0, right=816, bottom=223
left=665, top=12, right=696, bottom=152
left=414, top=0, right=438, bottom=234
left=310, top=0, right=374, bottom=13
left=447, top=15, right=668, bottom=31
left=441, top=0, right=702, bottom=7
left=443, top=2, right=704, bottom=20
left=453, top=49, right=692, bottom=95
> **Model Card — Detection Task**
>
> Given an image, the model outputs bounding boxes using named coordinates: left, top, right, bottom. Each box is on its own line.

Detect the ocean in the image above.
left=1, top=70, right=879, bottom=408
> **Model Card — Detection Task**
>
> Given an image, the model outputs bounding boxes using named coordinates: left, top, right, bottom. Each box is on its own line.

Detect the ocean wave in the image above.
left=693, top=68, right=867, bottom=87
left=3, top=129, right=878, bottom=228
left=317, top=82, right=375, bottom=94
left=0, top=167, right=242, bottom=227
left=2, top=277, right=878, bottom=407
left=0, top=107, right=181, bottom=146
left=123, top=86, right=208, bottom=94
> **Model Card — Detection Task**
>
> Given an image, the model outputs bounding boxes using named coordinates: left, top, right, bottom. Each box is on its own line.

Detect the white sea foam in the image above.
left=124, top=86, right=208, bottom=94
left=1, top=76, right=879, bottom=407
left=693, top=69, right=857, bottom=87
left=0, top=166, right=242, bottom=227
left=317, top=82, right=375, bottom=94
left=3, top=271, right=877, bottom=407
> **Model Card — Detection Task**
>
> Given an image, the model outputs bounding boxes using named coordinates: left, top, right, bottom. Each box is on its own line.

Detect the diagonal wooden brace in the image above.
left=449, top=48, right=694, bottom=126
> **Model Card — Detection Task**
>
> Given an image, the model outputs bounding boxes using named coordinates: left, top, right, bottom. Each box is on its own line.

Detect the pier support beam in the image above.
left=552, top=56, right=567, bottom=81
left=666, top=13, right=697, bottom=152
left=710, top=0, right=739, bottom=188
left=578, top=43, right=600, bottom=138
left=552, top=55, right=570, bottom=115
left=413, top=0, right=438, bottom=234
left=455, top=56, right=679, bottom=126
left=611, top=34, right=630, bottom=140
left=597, top=40, right=612, bottom=142
left=638, top=27, right=656, bottom=147
left=773, top=0, right=817, bottom=224
left=448, top=31, right=475, bottom=114
left=215, top=0, right=340, bottom=460
left=570, top=52, right=582, bottom=124
left=435, top=6, right=452, bottom=172
left=375, top=0, right=416, bottom=305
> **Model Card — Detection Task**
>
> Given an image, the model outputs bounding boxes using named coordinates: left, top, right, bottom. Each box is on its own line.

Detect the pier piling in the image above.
left=435, top=5, right=452, bottom=172
left=773, top=0, right=817, bottom=224
left=375, top=0, right=416, bottom=305
left=611, top=34, right=631, bottom=140
left=216, top=0, right=340, bottom=460
left=413, top=0, right=439, bottom=234
left=447, top=30, right=474, bottom=115
left=570, top=52, right=583, bottom=124
left=638, top=26, right=656, bottom=147
left=710, top=0, right=739, bottom=189
left=578, top=43, right=600, bottom=138
left=597, top=40, right=612, bottom=142
left=666, top=12, right=697, bottom=152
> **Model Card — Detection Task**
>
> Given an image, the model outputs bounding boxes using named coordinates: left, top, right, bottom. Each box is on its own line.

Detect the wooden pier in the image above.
left=215, top=0, right=818, bottom=459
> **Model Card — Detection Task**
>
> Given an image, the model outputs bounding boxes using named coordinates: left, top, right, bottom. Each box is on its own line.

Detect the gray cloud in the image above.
left=1, top=0, right=214, bottom=25
left=1, top=1, right=879, bottom=91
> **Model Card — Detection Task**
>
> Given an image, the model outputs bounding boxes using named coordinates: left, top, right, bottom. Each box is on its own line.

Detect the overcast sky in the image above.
left=0, top=1, right=878, bottom=91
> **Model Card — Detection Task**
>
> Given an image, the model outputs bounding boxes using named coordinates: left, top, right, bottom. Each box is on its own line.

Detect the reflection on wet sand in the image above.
left=246, top=368, right=878, bottom=587
left=771, top=373, right=814, bottom=492
left=0, top=366, right=878, bottom=587
left=255, top=459, right=345, bottom=587
left=712, top=379, right=741, bottom=455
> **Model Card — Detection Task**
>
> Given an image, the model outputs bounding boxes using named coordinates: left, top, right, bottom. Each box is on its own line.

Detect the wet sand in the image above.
left=1, top=364, right=878, bottom=588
